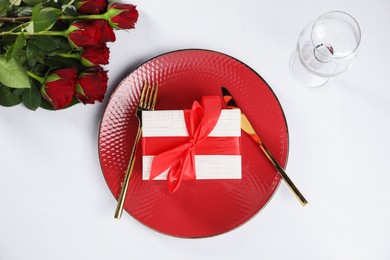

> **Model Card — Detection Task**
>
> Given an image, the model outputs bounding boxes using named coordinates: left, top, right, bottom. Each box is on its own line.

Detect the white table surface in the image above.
left=1, top=0, right=390, bottom=259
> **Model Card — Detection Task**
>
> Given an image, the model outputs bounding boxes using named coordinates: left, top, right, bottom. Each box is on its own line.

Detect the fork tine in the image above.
left=144, top=84, right=152, bottom=109
left=139, top=82, right=148, bottom=108
left=146, top=84, right=155, bottom=109
left=142, top=84, right=150, bottom=109
left=151, top=84, right=158, bottom=110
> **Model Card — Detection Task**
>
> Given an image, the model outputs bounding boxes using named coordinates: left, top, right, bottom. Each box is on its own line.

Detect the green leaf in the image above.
left=5, top=45, right=15, bottom=59
left=31, top=36, right=59, bottom=51
left=33, top=7, right=61, bottom=32
left=14, top=6, right=33, bottom=16
left=58, top=0, right=74, bottom=5
left=35, top=53, right=46, bottom=65
left=29, top=63, right=45, bottom=74
left=0, top=84, right=22, bottom=106
left=5, top=33, right=26, bottom=61
left=26, top=40, right=39, bottom=60
left=62, top=5, right=78, bottom=16
left=0, top=55, right=31, bottom=89
left=47, top=36, right=72, bottom=54
left=17, top=49, right=26, bottom=64
left=0, top=35, right=15, bottom=51
left=9, top=0, right=21, bottom=6
left=45, top=56, right=84, bottom=70
left=39, top=97, right=54, bottom=110
left=0, top=0, right=9, bottom=16
left=25, top=21, right=34, bottom=34
left=22, top=0, right=44, bottom=6
left=31, top=2, right=41, bottom=29
left=22, top=80, right=41, bottom=110
left=12, top=87, right=25, bottom=96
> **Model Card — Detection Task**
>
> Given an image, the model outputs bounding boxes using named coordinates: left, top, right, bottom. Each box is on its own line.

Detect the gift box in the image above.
left=142, top=96, right=241, bottom=192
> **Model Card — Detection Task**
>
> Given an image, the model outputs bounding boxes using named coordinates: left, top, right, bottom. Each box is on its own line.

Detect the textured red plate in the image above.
left=98, top=49, right=288, bottom=238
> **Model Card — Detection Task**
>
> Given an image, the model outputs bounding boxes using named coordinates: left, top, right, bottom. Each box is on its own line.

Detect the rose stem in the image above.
left=26, top=72, right=45, bottom=84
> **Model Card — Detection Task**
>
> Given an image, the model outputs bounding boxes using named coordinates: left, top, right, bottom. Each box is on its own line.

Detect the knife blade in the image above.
left=222, top=86, right=308, bottom=206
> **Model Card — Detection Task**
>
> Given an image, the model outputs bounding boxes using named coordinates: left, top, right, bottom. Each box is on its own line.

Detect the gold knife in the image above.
left=222, top=87, right=307, bottom=206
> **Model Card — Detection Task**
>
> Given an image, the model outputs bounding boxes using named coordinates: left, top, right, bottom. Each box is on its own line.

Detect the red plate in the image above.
left=98, top=49, right=289, bottom=238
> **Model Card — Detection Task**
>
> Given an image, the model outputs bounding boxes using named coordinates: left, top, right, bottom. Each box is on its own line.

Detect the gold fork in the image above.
left=114, top=82, right=158, bottom=219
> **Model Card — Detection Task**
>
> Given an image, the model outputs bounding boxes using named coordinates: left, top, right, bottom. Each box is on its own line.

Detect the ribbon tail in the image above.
left=167, top=150, right=196, bottom=193
left=150, top=143, right=189, bottom=180
left=167, top=161, right=183, bottom=193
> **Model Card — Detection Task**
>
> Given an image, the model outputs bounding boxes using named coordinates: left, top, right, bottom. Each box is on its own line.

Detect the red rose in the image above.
left=41, top=68, right=78, bottom=110
left=68, top=21, right=100, bottom=47
left=75, top=69, right=108, bottom=104
left=80, top=45, right=110, bottom=67
left=106, top=4, right=139, bottom=30
left=75, top=0, right=107, bottom=14
left=67, top=20, right=115, bottom=48
left=95, top=20, right=116, bottom=43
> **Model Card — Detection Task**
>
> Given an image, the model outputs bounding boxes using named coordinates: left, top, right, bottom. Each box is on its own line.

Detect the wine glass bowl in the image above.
left=290, top=11, right=361, bottom=87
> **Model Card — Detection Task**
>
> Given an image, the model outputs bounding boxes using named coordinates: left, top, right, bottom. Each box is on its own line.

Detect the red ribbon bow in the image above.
left=149, top=96, right=222, bottom=193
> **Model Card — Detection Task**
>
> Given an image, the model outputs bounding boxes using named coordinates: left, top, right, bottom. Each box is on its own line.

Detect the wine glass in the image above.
left=289, top=11, right=361, bottom=87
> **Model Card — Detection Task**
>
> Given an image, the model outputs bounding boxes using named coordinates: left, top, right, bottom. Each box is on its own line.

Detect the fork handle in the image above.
left=114, top=127, right=142, bottom=219
left=258, top=142, right=308, bottom=206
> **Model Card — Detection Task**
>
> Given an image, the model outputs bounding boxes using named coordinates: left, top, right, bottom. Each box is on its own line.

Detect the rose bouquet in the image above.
left=0, top=0, right=138, bottom=110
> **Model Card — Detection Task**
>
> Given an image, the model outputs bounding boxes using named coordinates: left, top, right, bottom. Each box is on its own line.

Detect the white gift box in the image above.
left=142, top=109, right=242, bottom=180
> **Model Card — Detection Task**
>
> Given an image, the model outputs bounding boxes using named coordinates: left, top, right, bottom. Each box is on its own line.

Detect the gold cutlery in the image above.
left=222, top=87, right=307, bottom=206
left=114, top=83, right=159, bottom=219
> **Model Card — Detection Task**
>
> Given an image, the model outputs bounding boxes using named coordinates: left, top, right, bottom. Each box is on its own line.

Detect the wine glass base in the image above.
left=289, top=51, right=331, bottom=88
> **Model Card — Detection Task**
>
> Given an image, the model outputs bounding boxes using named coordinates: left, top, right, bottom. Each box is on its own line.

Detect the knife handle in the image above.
left=258, top=142, right=308, bottom=206
left=114, top=127, right=142, bottom=219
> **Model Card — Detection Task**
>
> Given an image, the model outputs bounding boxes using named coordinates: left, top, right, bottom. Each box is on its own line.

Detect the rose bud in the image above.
left=75, top=0, right=107, bottom=14
left=80, top=45, right=110, bottom=67
left=41, top=68, right=78, bottom=110
left=106, top=4, right=139, bottom=30
left=67, top=20, right=115, bottom=48
left=75, top=70, right=108, bottom=104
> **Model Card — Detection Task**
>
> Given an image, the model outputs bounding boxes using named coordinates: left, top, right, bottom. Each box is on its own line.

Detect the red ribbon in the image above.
left=143, top=137, right=240, bottom=156
left=148, top=96, right=226, bottom=193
